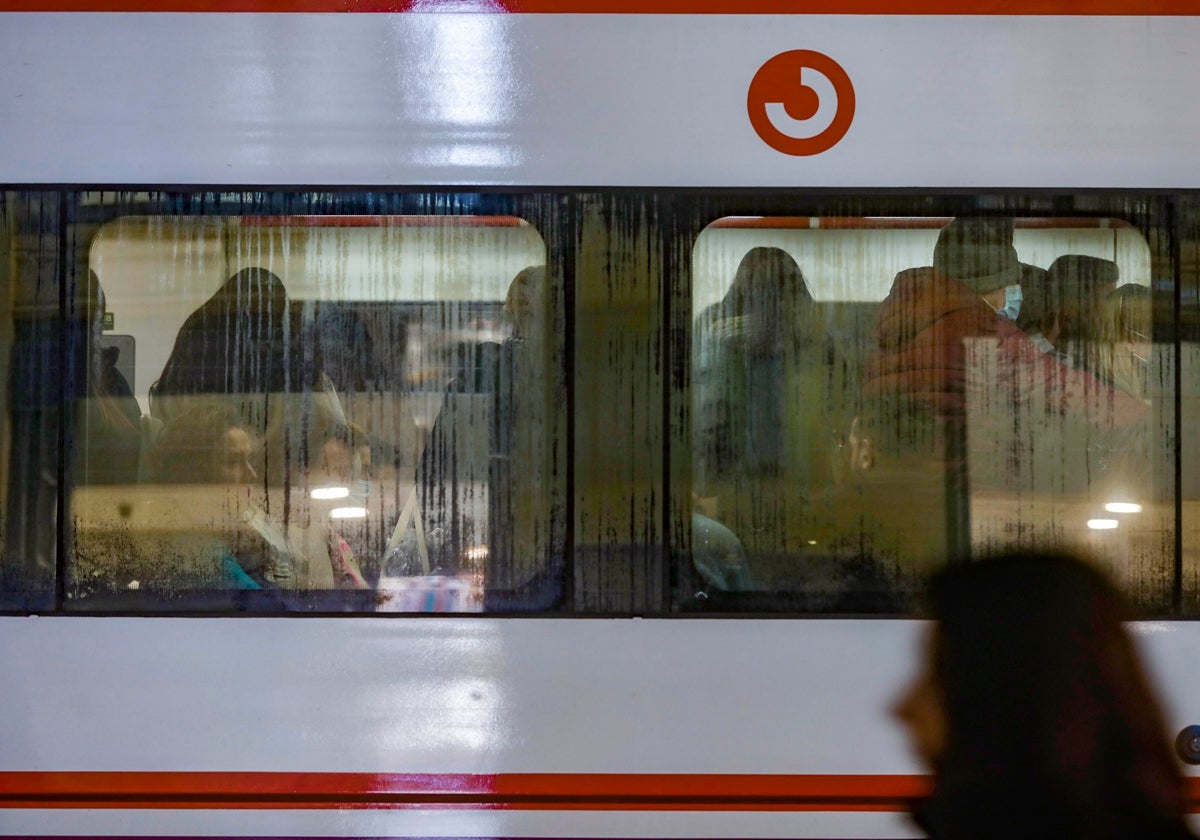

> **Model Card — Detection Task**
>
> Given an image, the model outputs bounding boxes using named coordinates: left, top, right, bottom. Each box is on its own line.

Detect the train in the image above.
left=3, top=1, right=1200, bottom=838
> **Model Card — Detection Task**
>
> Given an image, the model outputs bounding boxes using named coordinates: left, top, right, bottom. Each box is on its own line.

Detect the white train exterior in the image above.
left=2, top=3, right=1200, bottom=838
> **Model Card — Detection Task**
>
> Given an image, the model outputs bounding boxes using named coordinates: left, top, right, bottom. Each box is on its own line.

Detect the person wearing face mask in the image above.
left=850, top=219, right=1146, bottom=566
left=891, top=552, right=1194, bottom=840
left=1018, top=255, right=1119, bottom=369
left=861, top=219, right=1147, bottom=448
left=933, top=217, right=1027, bottom=322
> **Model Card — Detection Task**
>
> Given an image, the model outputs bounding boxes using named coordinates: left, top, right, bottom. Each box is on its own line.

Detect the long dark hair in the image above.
left=151, top=267, right=315, bottom=400
left=717, top=246, right=815, bottom=353
left=918, top=552, right=1192, bottom=840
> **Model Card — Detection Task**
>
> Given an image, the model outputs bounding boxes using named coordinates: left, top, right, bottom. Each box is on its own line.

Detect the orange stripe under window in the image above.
left=0, top=772, right=928, bottom=811
left=4, top=772, right=1200, bottom=812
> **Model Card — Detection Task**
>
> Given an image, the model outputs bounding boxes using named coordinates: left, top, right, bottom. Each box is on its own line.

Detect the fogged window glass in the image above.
left=69, top=215, right=562, bottom=611
left=688, top=217, right=1170, bottom=611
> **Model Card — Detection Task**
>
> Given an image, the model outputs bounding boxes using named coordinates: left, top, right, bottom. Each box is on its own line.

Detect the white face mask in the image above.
left=994, top=284, right=1022, bottom=321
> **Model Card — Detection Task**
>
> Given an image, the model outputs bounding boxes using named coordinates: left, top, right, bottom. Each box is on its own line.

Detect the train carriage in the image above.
left=3, top=1, right=1200, bottom=838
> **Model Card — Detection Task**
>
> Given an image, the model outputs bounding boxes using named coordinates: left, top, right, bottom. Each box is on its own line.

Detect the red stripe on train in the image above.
left=3, top=772, right=1199, bottom=812
left=0, top=772, right=928, bottom=811
left=0, top=0, right=1195, bottom=13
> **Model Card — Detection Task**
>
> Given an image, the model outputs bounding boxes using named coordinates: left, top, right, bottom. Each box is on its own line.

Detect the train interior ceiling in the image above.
left=2, top=190, right=1200, bottom=616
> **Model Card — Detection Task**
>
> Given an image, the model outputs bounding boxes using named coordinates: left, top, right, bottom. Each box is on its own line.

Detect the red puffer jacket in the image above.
left=862, top=267, right=1145, bottom=445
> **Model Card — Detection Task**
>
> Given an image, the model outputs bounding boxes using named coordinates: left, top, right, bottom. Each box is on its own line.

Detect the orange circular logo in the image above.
left=747, top=50, right=855, bottom=156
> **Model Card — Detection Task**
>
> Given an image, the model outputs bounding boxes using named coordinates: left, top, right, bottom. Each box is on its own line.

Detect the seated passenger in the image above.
left=152, top=409, right=266, bottom=589
left=416, top=266, right=555, bottom=588
left=695, top=246, right=813, bottom=478
left=855, top=219, right=1146, bottom=564
left=863, top=220, right=1144, bottom=456
left=154, top=410, right=257, bottom=486
left=307, top=422, right=370, bottom=590
left=693, top=246, right=848, bottom=584
left=77, top=271, right=142, bottom=485
left=1090, top=282, right=1153, bottom=400
left=151, top=266, right=367, bottom=591
left=1019, top=255, right=1119, bottom=367
left=149, top=266, right=318, bottom=429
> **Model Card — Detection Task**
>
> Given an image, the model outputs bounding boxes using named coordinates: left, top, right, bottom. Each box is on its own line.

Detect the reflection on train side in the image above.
left=689, top=217, right=1169, bottom=610
left=70, top=216, right=563, bottom=611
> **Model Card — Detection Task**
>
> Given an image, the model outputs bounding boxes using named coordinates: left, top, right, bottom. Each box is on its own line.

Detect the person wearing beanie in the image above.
left=932, top=217, right=1026, bottom=320
left=850, top=219, right=1146, bottom=565
left=863, top=219, right=1142, bottom=440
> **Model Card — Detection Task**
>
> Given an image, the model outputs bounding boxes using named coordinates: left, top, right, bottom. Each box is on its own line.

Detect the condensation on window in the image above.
left=687, top=216, right=1171, bottom=611
left=0, top=192, right=62, bottom=610
left=69, top=214, right=561, bottom=611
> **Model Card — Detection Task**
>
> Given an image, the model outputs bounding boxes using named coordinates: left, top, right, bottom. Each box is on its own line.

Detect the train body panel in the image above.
left=0, top=615, right=1196, bottom=837
left=0, top=13, right=1198, bottom=186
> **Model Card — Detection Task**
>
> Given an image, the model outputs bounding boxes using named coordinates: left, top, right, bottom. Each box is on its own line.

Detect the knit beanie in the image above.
left=933, top=218, right=1022, bottom=294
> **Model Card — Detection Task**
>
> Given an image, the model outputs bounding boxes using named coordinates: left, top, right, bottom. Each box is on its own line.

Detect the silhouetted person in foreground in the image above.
left=892, top=552, right=1194, bottom=840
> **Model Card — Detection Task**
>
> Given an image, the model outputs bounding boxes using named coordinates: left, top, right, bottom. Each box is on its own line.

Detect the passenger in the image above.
left=693, top=247, right=845, bottom=584
left=78, top=271, right=142, bottom=485
left=151, top=267, right=367, bottom=591
left=149, top=266, right=317, bottom=429
left=892, top=552, right=1194, bottom=840
left=152, top=409, right=267, bottom=589
left=855, top=219, right=1146, bottom=562
left=417, top=265, right=555, bottom=586
left=153, top=409, right=258, bottom=486
left=312, top=429, right=370, bottom=590
left=1091, top=283, right=1153, bottom=399
left=1019, top=255, right=1119, bottom=367
left=695, top=246, right=815, bottom=478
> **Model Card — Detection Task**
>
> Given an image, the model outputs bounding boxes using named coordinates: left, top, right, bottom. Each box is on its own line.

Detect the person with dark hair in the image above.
left=695, top=246, right=817, bottom=480
left=866, top=226, right=1144, bottom=448
left=78, top=271, right=142, bottom=485
left=892, top=552, right=1194, bottom=840
left=416, top=266, right=556, bottom=587
left=1091, top=282, right=1153, bottom=399
left=692, top=247, right=850, bottom=584
left=150, top=267, right=307, bottom=410
left=148, top=267, right=363, bottom=590
left=1019, top=255, right=1120, bottom=366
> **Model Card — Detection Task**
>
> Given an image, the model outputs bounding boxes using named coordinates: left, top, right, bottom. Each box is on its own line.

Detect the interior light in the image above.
left=330, top=507, right=368, bottom=520
left=1087, top=519, right=1120, bottom=530
left=312, top=486, right=351, bottom=500
left=1104, top=502, right=1143, bottom=514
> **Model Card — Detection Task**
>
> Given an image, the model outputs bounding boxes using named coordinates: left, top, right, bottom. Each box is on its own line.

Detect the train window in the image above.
left=683, top=215, right=1174, bottom=612
left=66, top=212, right=565, bottom=611
left=5, top=192, right=1196, bottom=617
